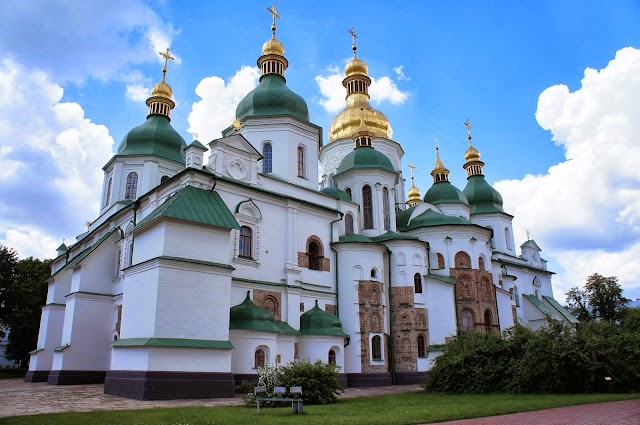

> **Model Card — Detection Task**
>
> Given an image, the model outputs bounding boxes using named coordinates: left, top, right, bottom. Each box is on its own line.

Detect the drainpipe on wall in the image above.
left=386, top=247, right=396, bottom=385
left=130, top=201, right=139, bottom=265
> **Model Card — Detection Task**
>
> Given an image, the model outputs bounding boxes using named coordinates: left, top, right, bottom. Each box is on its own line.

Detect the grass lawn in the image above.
left=0, top=369, right=26, bottom=379
left=0, top=392, right=637, bottom=425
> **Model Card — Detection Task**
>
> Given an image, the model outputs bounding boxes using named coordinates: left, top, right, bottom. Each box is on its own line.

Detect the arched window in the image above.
left=371, top=335, right=382, bottom=360
left=417, top=334, right=426, bottom=357
left=414, top=273, right=423, bottom=294
left=297, top=146, right=305, bottom=177
left=362, top=185, right=373, bottom=229
left=484, top=310, right=492, bottom=332
left=345, top=187, right=352, bottom=199
left=370, top=268, right=377, bottom=279
left=262, top=143, right=272, bottom=173
left=416, top=313, right=426, bottom=329
left=461, top=309, right=474, bottom=332
left=160, top=175, right=169, bottom=184
left=239, top=226, right=253, bottom=258
left=328, top=349, right=336, bottom=365
left=308, top=240, right=322, bottom=270
left=125, top=172, right=138, bottom=200
left=254, top=349, right=266, bottom=368
left=436, top=253, right=445, bottom=269
left=478, top=256, right=485, bottom=272
left=105, top=177, right=112, bottom=206
left=397, top=252, right=406, bottom=266
left=454, top=251, right=471, bottom=269
left=263, top=296, right=278, bottom=317
left=382, top=187, right=390, bottom=231
left=345, top=213, right=354, bottom=235
left=370, top=286, right=381, bottom=304
left=505, top=227, right=511, bottom=250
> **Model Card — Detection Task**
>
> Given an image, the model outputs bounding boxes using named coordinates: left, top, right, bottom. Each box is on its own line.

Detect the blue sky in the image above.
left=0, top=1, right=639, bottom=300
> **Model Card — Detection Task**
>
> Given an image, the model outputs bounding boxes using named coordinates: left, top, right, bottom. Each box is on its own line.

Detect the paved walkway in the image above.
left=1, top=378, right=638, bottom=424
left=0, top=379, right=421, bottom=418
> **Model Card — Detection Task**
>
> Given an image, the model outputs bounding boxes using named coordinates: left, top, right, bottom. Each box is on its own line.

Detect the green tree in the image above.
left=0, top=247, right=50, bottom=367
left=566, top=273, right=629, bottom=323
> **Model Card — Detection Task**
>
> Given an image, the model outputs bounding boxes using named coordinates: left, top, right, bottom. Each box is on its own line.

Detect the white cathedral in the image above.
left=26, top=14, right=577, bottom=399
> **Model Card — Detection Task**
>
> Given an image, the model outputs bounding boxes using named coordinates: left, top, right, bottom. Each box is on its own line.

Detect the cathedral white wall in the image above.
left=425, top=280, right=456, bottom=344
left=29, top=305, right=65, bottom=371
left=496, top=288, right=515, bottom=330
left=120, top=268, right=160, bottom=338
left=470, top=214, right=515, bottom=255
left=69, top=235, right=118, bottom=295
left=163, top=221, right=231, bottom=264
left=229, top=330, right=278, bottom=373
left=111, top=347, right=149, bottom=370
left=437, top=203, right=471, bottom=220
left=47, top=273, right=71, bottom=305
left=147, top=347, right=232, bottom=372
left=297, top=335, right=343, bottom=368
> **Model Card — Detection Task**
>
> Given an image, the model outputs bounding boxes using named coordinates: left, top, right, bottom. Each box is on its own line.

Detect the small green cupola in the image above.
left=320, top=187, right=352, bottom=202
left=235, top=6, right=309, bottom=123
left=299, top=301, right=347, bottom=336
left=460, top=119, right=504, bottom=214
left=424, top=145, right=470, bottom=206
left=116, top=48, right=186, bottom=165
left=230, top=291, right=296, bottom=334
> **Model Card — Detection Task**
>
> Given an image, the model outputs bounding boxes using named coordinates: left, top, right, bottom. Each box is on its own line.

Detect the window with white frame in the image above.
left=125, top=172, right=138, bottom=200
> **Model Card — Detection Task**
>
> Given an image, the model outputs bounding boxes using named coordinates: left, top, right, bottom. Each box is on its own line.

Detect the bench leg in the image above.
left=257, top=400, right=260, bottom=415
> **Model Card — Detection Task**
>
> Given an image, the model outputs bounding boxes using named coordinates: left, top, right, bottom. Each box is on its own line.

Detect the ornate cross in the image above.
left=267, top=4, right=280, bottom=30
left=409, top=161, right=416, bottom=179
left=464, top=118, right=472, bottom=141
left=349, top=27, right=358, bottom=45
left=159, top=48, right=175, bottom=78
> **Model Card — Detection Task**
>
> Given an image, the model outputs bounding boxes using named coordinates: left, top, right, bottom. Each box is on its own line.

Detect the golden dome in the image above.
left=151, top=80, right=172, bottom=99
left=408, top=183, right=421, bottom=201
left=464, top=144, right=480, bottom=162
left=345, top=58, right=368, bottom=77
left=431, top=147, right=450, bottom=176
left=262, top=36, right=285, bottom=56
left=329, top=103, right=392, bottom=142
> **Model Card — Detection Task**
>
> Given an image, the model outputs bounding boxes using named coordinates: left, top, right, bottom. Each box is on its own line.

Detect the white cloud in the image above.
left=126, top=83, right=151, bottom=101
left=393, top=65, right=409, bottom=81
left=315, top=66, right=409, bottom=113
left=0, top=59, right=114, bottom=259
left=187, top=66, right=260, bottom=143
left=0, top=228, right=59, bottom=260
left=494, top=47, right=640, bottom=299
left=0, top=146, right=23, bottom=180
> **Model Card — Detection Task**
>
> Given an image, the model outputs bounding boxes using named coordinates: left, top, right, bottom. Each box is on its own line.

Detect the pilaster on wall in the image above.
left=391, top=287, right=428, bottom=373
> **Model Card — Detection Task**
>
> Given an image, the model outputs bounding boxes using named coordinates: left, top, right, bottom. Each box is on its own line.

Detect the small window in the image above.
left=371, top=335, right=382, bottom=360
left=160, top=175, right=169, bottom=184
left=345, top=187, right=352, bottom=199
left=328, top=349, right=336, bottom=365
left=436, top=253, right=445, bottom=269
left=239, top=226, right=253, bottom=258
left=461, top=309, right=474, bottom=332
left=370, top=268, right=377, bottom=279
left=105, top=177, right=112, bottom=207
left=254, top=349, right=266, bottom=368
left=115, top=248, right=121, bottom=277
left=308, top=240, right=322, bottom=270
left=484, top=310, right=492, bottom=332
left=128, top=241, right=134, bottom=267
left=300, top=302, right=304, bottom=312
left=417, top=334, right=426, bottom=357
left=505, top=227, right=512, bottom=250
left=362, top=185, right=373, bottom=229
left=454, top=251, right=471, bottom=269
left=414, top=273, right=423, bottom=294
left=297, top=146, right=305, bottom=177
left=125, top=172, right=138, bottom=200
left=382, top=187, right=390, bottom=231
left=345, top=213, right=354, bottom=235
left=263, top=143, right=272, bottom=173
left=478, top=256, right=485, bottom=272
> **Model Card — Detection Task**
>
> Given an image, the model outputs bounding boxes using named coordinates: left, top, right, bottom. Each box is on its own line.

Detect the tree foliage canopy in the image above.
left=566, top=273, right=629, bottom=323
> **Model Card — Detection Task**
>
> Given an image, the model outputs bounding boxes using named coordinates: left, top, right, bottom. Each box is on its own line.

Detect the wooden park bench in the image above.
left=254, top=385, right=303, bottom=415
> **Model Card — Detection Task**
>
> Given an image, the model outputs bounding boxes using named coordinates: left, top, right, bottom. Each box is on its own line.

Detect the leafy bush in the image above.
left=425, top=322, right=640, bottom=394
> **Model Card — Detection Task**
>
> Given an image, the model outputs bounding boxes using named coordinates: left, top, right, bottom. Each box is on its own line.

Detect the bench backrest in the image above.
left=274, top=386, right=286, bottom=395
left=290, top=386, right=302, bottom=395
left=254, top=386, right=267, bottom=395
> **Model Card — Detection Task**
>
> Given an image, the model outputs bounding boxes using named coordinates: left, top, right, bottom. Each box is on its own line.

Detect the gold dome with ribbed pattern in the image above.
left=464, top=144, right=480, bottom=162
left=262, top=36, right=285, bottom=56
left=151, top=80, right=172, bottom=99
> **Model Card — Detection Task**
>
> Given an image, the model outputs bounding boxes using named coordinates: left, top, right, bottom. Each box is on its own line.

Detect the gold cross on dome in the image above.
left=464, top=117, right=472, bottom=141
left=267, top=4, right=280, bottom=29
left=408, top=161, right=416, bottom=179
left=159, top=48, right=175, bottom=78
left=349, top=27, right=358, bottom=45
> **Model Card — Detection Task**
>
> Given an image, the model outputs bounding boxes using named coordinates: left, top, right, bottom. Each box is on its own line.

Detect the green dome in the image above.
left=117, top=115, right=186, bottom=164
left=299, top=301, right=347, bottom=336
left=321, top=187, right=352, bottom=202
left=230, top=292, right=287, bottom=333
left=462, top=175, right=504, bottom=214
left=336, top=147, right=395, bottom=175
left=424, top=181, right=470, bottom=206
left=396, top=206, right=472, bottom=231
left=235, top=74, right=309, bottom=122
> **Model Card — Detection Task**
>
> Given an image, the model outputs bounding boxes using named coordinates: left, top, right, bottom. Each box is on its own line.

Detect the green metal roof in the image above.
left=462, top=175, right=504, bottom=214
left=236, top=74, right=309, bottom=122
left=338, top=234, right=374, bottom=243
left=320, top=187, right=352, bottom=202
left=521, top=239, right=541, bottom=250
left=299, top=301, right=347, bottom=336
left=424, top=181, right=470, bottom=206
left=56, top=243, right=68, bottom=252
left=543, top=296, right=580, bottom=324
left=396, top=207, right=472, bottom=231
left=229, top=292, right=297, bottom=334
left=523, top=294, right=565, bottom=321
left=112, top=338, right=233, bottom=349
left=63, top=229, right=118, bottom=271
left=187, top=140, right=207, bottom=150
left=427, top=273, right=456, bottom=285
left=117, top=114, right=187, bottom=164
left=336, top=147, right=396, bottom=175
left=135, top=186, right=240, bottom=231
left=371, top=231, right=421, bottom=243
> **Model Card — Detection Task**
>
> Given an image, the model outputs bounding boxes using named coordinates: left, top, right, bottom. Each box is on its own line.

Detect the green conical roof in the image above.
left=462, top=175, right=504, bottom=214
left=236, top=74, right=309, bottom=122
left=230, top=292, right=296, bottom=334
left=299, top=301, right=346, bottom=336
left=424, top=181, right=470, bottom=206
left=396, top=206, right=472, bottom=231
left=320, top=187, right=352, bottom=202
left=56, top=243, right=68, bottom=252
left=336, top=147, right=395, bottom=175
left=117, top=115, right=186, bottom=164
